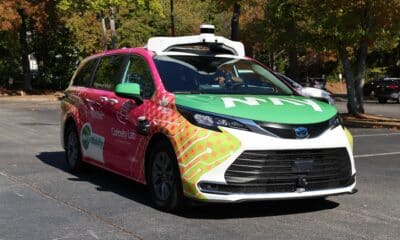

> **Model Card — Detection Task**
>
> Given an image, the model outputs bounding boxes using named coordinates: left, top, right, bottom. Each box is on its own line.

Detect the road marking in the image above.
left=355, top=151, right=400, bottom=158
left=87, top=230, right=99, bottom=240
left=14, top=191, right=24, bottom=197
left=353, top=133, right=400, bottom=138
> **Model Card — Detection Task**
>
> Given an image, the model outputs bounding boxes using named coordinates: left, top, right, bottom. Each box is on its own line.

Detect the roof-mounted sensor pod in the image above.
left=200, top=24, right=215, bottom=34
left=146, top=25, right=245, bottom=57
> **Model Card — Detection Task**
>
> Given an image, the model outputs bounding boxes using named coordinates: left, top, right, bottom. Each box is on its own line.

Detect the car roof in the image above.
left=84, top=47, right=149, bottom=60
left=146, top=33, right=245, bottom=57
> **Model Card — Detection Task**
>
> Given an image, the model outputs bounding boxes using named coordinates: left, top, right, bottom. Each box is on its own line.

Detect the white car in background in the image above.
left=276, top=73, right=335, bottom=105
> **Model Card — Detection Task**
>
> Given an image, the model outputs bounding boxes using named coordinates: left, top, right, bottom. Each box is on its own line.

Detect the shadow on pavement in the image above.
left=36, top=151, right=340, bottom=219
left=36, top=151, right=150, bottom=206
left=179, top=198, right=339, bottom=219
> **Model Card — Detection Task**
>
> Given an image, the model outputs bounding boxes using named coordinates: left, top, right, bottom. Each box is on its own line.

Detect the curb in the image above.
left=343, top=119, right=400, bottom=129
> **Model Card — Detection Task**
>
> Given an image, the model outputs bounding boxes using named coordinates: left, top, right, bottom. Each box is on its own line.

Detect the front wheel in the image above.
left=65, top=124, right=85, bottom=172
left=146, top=141, right=184, bottom=212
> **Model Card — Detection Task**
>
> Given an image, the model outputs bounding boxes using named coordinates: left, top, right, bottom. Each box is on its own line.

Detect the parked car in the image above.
left=61, top=25, right=356, bottom=212
left=363, top=79, right=378, bottom=96
left=374, top=77, right=400, bottom=103
left=275, top=73, right=334, bottom=105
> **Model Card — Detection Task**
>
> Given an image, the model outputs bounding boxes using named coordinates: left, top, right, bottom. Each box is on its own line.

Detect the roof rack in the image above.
left=146, top=25, right=245, bottom=57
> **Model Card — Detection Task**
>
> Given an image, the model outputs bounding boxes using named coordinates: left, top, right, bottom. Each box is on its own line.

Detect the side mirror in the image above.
left=115, top=83, right=143, bottom=105
left=301, top=87, right=334, bottom=105
left=301, top=87, right=324, bottom=98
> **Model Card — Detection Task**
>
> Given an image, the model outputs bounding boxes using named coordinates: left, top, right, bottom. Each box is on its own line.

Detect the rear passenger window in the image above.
left=73, top=60, right=97, bottom=87
left=93, top=55, right=125, bottom=91
left=122, top=55, right=155, bottom=98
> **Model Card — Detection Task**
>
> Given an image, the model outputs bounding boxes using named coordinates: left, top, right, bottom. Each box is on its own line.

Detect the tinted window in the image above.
left=122, top=55, right=155, bottom=98
left=154, top=55, right=293, bottom=95
left=93, top=55, right=125, bottom=90
left=73, top=60, right=97, bottom=87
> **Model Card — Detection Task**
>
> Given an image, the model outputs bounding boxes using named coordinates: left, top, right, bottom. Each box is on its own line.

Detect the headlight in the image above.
left=177, top=106, right=249, bottom=132
left=329, top=114, right=343, bottom=129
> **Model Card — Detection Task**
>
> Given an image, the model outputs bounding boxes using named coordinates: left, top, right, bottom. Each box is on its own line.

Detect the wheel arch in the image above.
left=144, top=132, right=177, bottom=182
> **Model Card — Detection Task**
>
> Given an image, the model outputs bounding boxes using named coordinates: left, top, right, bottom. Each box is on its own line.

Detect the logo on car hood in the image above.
left=220, top=96, right=322, bottom=112
left=175, top=94, right=338, bottom=124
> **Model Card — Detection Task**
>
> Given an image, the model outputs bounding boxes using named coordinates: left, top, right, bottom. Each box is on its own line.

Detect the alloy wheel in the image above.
left=151, top=152, right=175, bottom=201
left=67, top=130, right=79, bottom=167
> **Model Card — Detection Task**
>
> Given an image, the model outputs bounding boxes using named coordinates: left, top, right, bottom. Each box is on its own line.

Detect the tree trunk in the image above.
left=17, top=8, right=32, bottom=91
left=231, top=3, right=240, bottom=41
left=170, top=0, right=175, bottom=36
left=339, top=47, right=359, bottom=115
left=354, top=40, right=368, bottom=114
left=287, top=47, right=299, bottom=80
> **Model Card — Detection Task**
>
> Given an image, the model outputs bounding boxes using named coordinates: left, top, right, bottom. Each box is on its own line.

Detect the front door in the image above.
left=105, top=54, right=156, bottom=179
left=89, top=55, right=129, bottom=171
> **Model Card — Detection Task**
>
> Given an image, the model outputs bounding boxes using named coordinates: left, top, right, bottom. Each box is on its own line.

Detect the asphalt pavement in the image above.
left=335, top=99, right=400, bottom=119
left=0, top=99, right=399, bottom=240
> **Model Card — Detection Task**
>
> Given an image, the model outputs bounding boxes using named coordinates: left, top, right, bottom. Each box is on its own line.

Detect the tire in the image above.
left=397, top=94, right=400, bottom=104
left=363, top=89, right=371, bottom=96
left=146, top=140, right=184, bottom=212
left=378, top=98, right=387, bottom=104
left=64, top=124, right=85, bottom=173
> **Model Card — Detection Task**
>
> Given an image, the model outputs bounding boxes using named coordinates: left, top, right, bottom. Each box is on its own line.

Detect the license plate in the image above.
left=292, top=160, right=314, bottom=172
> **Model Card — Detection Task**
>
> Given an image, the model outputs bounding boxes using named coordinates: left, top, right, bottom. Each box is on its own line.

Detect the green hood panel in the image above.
left=175, top=94, right=337, bottom=124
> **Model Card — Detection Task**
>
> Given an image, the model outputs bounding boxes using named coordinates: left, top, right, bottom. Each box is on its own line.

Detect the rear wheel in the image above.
left=146, top=141, right=184, bottom=212
left=378, top=98, right=387, bottom=104
left=65, top=124, right=85, bottom=172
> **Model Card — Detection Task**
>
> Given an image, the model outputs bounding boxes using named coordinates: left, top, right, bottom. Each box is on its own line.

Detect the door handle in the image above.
left=108, top=98, right=119, bottom=105
left=98, top=96, right=108, bottom=103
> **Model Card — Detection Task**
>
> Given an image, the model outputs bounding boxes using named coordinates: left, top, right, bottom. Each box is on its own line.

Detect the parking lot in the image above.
left=0, top=99, right=399, bottom=240
left=335, top=99, right=400, bottom=119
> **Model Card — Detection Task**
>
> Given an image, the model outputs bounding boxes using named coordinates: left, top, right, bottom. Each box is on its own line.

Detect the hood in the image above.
left=175, top=94, right=337, bottom=124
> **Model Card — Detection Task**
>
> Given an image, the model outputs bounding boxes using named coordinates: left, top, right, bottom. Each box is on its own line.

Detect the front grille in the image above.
left=255, top=120, right=331, bottom=139
left=221, top=148, right=353, bottom=194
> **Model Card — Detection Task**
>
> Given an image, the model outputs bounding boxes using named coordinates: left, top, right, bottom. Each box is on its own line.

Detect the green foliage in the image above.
left=0, top=31, right=20, bottom=87
left=1, top=0, right=400, bottom=95
left=59, top=0, right=166, bottom=55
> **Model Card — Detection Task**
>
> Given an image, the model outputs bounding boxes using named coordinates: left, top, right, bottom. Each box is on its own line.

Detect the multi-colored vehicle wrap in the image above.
left=61, top=25, right=356, bottom=211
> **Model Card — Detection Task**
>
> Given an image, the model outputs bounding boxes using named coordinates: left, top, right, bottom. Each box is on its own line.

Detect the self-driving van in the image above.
left=61, top=25, right=356, bottom=211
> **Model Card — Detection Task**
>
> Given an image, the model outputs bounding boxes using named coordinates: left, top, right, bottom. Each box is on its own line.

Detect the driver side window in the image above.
left=122, top=55, right=155, bottom=99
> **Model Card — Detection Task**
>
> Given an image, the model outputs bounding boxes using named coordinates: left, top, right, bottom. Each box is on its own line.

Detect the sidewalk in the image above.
left=342, top=113, right=400, bottom=130
left=0, top=94, right=60, bottom=102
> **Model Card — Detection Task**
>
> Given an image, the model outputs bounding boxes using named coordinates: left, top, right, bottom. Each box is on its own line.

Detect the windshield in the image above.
left=154, top=55, right=294, bottom=95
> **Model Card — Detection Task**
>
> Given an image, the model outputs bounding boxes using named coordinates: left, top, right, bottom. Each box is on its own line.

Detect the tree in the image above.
left=169, top=0, right=175, bottom=36
left=214, top=0, right=254, bottom=41
left=263, top=0, right=311, bottom=80
left=158, top=0, right=229, bottom=37
left=32, top=0, right=78, bottom=89
left=0, top=0, right=47, bottom=91
left=305, top=0, right=400, bottom=115
left=59, top=0, right=166, bottom=55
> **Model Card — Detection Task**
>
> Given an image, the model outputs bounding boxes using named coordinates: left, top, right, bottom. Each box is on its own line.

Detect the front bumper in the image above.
left=375, top=91, right=399, bottom=99
left=197, top=181, right=356, bottom=202
left=185, top=125, right=356, bottom=202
